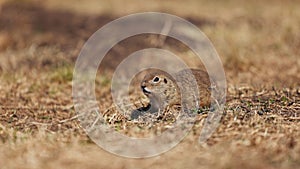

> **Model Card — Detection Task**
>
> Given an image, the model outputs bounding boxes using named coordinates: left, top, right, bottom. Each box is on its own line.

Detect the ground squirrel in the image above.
left=131, top=68, right=213, bottom=119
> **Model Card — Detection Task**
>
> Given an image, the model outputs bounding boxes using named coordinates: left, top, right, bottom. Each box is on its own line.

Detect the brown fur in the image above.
left=141, top=68, right=212, bottom=112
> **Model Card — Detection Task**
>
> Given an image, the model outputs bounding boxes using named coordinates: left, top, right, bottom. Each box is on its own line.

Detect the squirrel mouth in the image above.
left=142, top=86, right=151, bottom=94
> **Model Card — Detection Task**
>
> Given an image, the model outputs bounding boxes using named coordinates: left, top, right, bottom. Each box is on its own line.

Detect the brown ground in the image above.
left=0, top=0, right=299, bottom=169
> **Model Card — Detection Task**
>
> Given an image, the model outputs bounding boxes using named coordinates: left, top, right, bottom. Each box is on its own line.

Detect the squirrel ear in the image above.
left=164, top=78, right=167, bottom=83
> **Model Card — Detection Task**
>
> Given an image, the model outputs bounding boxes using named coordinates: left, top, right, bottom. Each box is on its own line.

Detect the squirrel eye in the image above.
left=153, top=76, right=160, bottom=83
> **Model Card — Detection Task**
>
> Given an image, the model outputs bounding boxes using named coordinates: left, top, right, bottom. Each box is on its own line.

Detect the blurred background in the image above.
left=0, top=0, right=299, bottom=85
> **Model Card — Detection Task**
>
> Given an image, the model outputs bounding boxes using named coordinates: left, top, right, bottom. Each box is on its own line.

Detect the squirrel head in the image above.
left=140, top=69, right=180, bottom=109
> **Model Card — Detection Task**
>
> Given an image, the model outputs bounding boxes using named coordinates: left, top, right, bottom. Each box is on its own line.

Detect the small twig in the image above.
left=157, top=19, right=172, bottom=47
left=58, top=112, right=84, bottom=123
left=29, top=121, right=52, bottom=126
left=87, top=110, right=101, bottom=132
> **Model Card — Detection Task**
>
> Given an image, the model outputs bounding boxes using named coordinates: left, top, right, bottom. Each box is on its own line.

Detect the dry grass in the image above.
left=0, top=0, right=299, bottom=168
